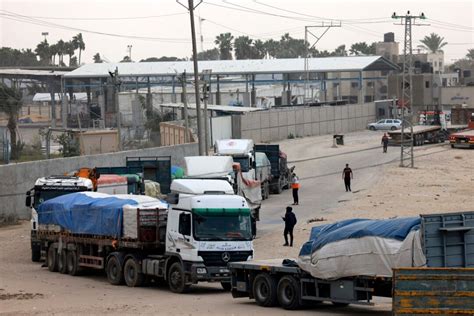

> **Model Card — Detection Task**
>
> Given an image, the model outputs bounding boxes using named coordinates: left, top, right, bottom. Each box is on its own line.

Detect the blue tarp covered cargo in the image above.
left=37, top=192, right=139, bottom=237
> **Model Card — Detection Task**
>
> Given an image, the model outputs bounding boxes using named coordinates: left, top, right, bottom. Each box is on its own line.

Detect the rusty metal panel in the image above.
left=393, top=267, right=474, bottom=315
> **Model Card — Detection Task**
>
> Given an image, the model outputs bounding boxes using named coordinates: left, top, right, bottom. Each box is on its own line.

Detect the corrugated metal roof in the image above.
left=0, top=69, right=67, bottom=76
left=159, top=103, right=264, bottom=113
left=64, top=56, right=398, bottom=78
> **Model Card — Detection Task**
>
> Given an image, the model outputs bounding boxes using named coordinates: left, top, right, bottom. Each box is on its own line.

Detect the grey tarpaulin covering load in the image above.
left=298, top=217, right=426, bottom=279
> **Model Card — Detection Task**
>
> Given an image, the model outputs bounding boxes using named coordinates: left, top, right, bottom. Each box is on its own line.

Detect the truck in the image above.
left=229, top=211, right=474, bottom=313
left=31, top=178, right=254, bottom=293
left=255, top=144, right=293, bottom=194
left=215, top=139, right=272, bottom=200
left=26, top=176, right=94, bottom=262
left=449, top=113, right=474, bottom=148
left=388, top=125, right=448, bottom=146
left=184, top=155, right=262, bottom=237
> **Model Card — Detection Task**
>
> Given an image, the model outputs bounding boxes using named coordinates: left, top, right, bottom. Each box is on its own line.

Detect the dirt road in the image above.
left=1, top=131, right=472, bottom=315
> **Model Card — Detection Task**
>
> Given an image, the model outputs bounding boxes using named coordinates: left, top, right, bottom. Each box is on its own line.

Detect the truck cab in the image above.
left=26, top=176, right=94, bottom=261
left=165, top=179, right=253, bottom=291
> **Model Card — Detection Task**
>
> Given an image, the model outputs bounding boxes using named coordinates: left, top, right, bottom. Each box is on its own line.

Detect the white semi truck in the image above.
left=31, top=179, right=253, bottom=293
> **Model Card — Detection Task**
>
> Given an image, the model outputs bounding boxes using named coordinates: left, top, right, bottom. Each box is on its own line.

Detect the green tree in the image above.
left=333, top=44, right=348, bottom=56
left=35, top=40, right=50, bottom=65
left=0, top=47, right=39, bottom=67
left=349, top=42, right=376, bottom=55
left=196, top=48, right=220, bottom=60
left=56, top=39, right=66, bottom=66
left=140, top=56, right=183, bottom=62
left=234, top=36, right=253, bottom=60
left=0, top=84, right=23, bottom=160
left=263, top=39, right=279, bottom=58
left=120, top=55, right=132, bottom=63
left=466, top=48, right=474, bottom=60
left=420, top=33, right=447, bottom=53
left=253, top=40, right=266, bottom=59
left=49, top=44, right=58, bottom=66
left=65, top=41, right=76, bottom=66
left=214, top=32, right=234, bottom=60
left=72, top=33, right=85, bottom=65
left=93, top=53, right=103, bottom=63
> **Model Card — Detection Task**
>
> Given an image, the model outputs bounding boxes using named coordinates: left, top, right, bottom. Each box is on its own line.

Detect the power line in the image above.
left=7, top=12, right=187, bottom=21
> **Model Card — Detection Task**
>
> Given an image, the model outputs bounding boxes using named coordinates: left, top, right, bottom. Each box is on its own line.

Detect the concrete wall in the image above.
left=0, top=143, right=198, bottom=222
left=239, top=103, right=376, bottom=143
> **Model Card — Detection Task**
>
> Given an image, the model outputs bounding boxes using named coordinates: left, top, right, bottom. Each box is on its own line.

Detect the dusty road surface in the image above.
left=1, top=130, right=473, bottom=315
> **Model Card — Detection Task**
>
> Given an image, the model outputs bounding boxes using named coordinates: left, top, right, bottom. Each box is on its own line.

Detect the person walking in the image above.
left=282, top=206, right=297, bottom=247
left=381, top=133, right=389, bottom=153
left=342, top=163, right=353, bottom=192
left=291, top=173, right=300, bottom=205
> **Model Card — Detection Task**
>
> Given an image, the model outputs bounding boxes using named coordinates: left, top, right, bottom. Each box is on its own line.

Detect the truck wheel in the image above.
left=67, top=250, right=81, bottom=276
left=106, top=255, right=124, bottom=285
left=58, top=249, right=68, bottom=274
left=277, top=275, right=301, bottom=310
left=253, top=273, right=278, bottom=307
left=168, top=262, right=190, bottom=293
left=124, top=257, right=145, bottom=287
left=31, top=243, right=41, bottom=262
left=332, top=302, right=350, bottom=307
left=221, top=281, right=232, bottom=291
left=47, top=245, right=58, bottom=272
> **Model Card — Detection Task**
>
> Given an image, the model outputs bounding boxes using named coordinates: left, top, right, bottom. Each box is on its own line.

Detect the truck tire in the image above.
left=277, top=275, right=301, bottom=310
left=67, top=250, right=81, bottom=276
left=253, top=273, right=278, bottom=307
left=47, top=245, right=58, bottom=272
left=58, top=249, right=68, bottom=274
left=31, top=244, right=41, bottom=262
left=168, top=262, right=190, bottom=293
left=124, top=257, right=145, bottom=287
left=221, top=281, right=232, bottom=291
left=106, top=255, right=124, bottom=285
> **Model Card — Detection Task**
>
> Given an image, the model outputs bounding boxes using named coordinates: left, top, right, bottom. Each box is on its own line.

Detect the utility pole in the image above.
left=201, top=69, right=211, bottom=155
left=109, top=67, right=122, bottom=150
left=304, top=22, right=341, bottom=104
left=198, top=17, right=206, bottom=53
left=179, top=71, right=190, bottom=143
left=392, top=11, right=428, bottom=168
left=177, top=0, right=204, bottom=155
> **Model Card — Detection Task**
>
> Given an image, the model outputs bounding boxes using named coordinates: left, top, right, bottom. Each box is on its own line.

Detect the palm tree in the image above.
left=65, top=41, right=76, bottom=66
left=466, top=49, right=474, bottom=60
left=72, top=33, right=85, bottom=65
left=35, top=40, right=50, bottom=65
left=56, top=40, right=66, bottom=66
left=253, top=40, right=266, bottom=59
left=234, top=36, right=253, bottom=60
left=49, top=44, right=58, bottom=66
left=420, top=33, right=447, bottom=53
left=0, top=84, right=23, bottom=160
left=214, top=33, right=234, bottom=60
left=333, top=45, right=348, bottom=56
left=349, top=42, right=376, bottom=55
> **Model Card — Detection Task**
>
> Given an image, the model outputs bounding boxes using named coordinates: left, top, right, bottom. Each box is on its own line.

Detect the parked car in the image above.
left=18, top=117, right=33, bottom=123
left=367, top=119, right=402, bottom=131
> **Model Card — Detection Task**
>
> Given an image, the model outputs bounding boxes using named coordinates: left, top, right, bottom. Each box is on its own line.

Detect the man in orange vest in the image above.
left=291, top=173, right=300, bottom=205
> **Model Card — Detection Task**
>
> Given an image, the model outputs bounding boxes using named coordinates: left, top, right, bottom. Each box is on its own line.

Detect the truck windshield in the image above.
left=233, top=157, right=250, bottom=172
left=33, top=187, right=87, bottom=208
left=192, top=208, right=252, bottom=241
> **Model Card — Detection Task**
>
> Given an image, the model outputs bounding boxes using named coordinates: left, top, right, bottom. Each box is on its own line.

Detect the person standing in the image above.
left=342, top=163, right=353, bottom=192
left=282, top=206, right=297, bottom=247
left=291, top=173, right=300, bottom=205
left=381, top=133, right=389, bottom=153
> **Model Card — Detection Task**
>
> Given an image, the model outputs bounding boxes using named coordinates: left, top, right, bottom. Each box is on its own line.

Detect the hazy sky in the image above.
left=1, top=0, right=473, bottom=64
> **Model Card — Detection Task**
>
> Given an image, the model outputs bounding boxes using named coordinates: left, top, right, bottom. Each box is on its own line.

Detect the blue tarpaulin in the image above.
left=37, top=192, right=139, bottom=237
left=299, top=217, right=420, bottom=256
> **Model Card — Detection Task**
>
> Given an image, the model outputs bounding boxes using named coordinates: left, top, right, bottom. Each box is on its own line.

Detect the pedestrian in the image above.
left=381, top=133, right=389, bottom=153
left=291, top=173, right=300, bottom=205
left=282, top=206, right=297, bottom=247
left=342, top=163, right=353, bottom=192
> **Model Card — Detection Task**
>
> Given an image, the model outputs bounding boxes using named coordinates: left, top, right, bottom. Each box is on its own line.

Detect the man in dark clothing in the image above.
left=282, top=206, right=297, bottom=246
left=381, top=133, right=389, bottom=153
left=342, top=163, right=353, bottom=192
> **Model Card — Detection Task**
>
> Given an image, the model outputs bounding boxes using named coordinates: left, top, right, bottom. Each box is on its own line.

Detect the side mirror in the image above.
left=25, top=191, right=32, bottom=207
left=178, top=213, right=191, bottom=236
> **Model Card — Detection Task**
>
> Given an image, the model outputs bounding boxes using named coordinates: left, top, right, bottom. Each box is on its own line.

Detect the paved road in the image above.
left=258, top=131, right=400, bottom=234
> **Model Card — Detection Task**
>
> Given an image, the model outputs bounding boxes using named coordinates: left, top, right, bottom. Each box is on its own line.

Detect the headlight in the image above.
left=197, top=268, right=207, bottom=274
left=247, top=255, right=253, bottom=261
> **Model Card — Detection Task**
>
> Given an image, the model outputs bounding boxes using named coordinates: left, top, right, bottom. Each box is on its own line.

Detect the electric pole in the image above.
left=109, top=67, right=122, bottom=150
left=177, top=0, right=204, bottom=155
left=179, top=71, right=190, bottom=143
left=304, top=22, right=341, bottom=104
left=392, top=11, right=428, bottom=168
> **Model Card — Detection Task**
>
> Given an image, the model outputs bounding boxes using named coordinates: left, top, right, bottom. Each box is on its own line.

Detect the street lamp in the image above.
left=127, top=45, right=133, bottom=61
left=41, top=32, right=49, bottom=42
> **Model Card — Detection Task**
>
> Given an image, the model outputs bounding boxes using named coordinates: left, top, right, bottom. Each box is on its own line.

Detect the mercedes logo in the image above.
left=222, top=252, right=230, bottom=262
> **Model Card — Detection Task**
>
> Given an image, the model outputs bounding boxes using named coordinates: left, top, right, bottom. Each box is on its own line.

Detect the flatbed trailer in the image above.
left=388, top=125, right=447, bottom=146
left=449, top=129, right=474, bottom=148
left=230, top=211, right=474, bottom=312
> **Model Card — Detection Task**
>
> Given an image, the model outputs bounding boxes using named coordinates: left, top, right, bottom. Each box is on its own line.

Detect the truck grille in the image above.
left=198, top=251, right=252, bottom=266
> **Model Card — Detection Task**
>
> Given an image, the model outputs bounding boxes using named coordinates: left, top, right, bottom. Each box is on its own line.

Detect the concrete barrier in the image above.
left=0, top=143, right=198, bottom=222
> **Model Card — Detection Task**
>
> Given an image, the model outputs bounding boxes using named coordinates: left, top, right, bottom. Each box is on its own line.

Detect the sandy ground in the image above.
left=0, top=135, right=472, bottom=315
